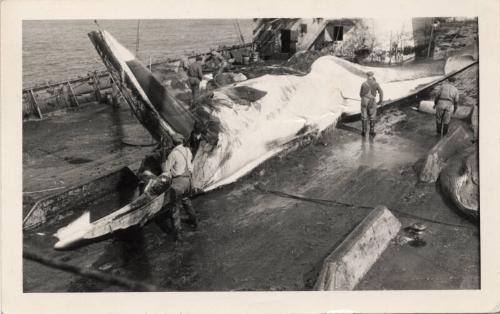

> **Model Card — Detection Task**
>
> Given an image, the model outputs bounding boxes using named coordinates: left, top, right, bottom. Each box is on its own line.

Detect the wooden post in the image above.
left=92, top=73, right=102, bottom=103
left=67, top=81, right=80, bottom=107
left=135, top=20, right=141, bottom=57
left=29, top=89, right=43, bottom=119
left=427, top=19, right=435, bottom=58
left=388, top=31, right=393, bottom=65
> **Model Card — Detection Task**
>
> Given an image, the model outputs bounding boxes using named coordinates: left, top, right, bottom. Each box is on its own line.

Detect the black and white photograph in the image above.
left=2, top=0, right=500, bottom=313
left=21, top=15, right=481, bottom=291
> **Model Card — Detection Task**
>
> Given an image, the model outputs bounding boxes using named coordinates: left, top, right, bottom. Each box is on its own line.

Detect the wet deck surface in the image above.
left=22, top=103, right=153, bottom=213
left=23, top=97, right=479, bottom=292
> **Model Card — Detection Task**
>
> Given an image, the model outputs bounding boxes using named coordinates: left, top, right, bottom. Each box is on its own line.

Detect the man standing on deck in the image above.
left=187, top=56, right=204, bottom=106
left=158, top=133, right=198, bottom=241
left=211, top=49, right=228, bottom=78
left=359, top=71, right=384, bottom=136
left=433, top=76, right=459, bottom=136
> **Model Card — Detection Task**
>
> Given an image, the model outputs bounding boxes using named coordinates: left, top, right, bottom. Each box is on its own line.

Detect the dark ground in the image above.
left=23, top=64, right=479, bottom=292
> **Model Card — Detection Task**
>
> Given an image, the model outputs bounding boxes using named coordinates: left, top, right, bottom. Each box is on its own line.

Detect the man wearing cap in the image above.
left=187, top=56, right=204, bottom=105
left=433, top=77, right=459, bottom=136
left=359, top=71, right=384, bottom=136
left=159, top=133, right=198, bottom=241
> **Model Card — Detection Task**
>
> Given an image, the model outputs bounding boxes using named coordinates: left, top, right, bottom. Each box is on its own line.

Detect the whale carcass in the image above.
left=52, top=29, right=477, bottom=249
left=88, top=29, right=478, bottom=192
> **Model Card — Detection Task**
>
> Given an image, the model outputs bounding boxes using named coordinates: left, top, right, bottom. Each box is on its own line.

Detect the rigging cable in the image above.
left=254, top=185, right=476, bottom=230
left=233, top=19, right=245, bottom=45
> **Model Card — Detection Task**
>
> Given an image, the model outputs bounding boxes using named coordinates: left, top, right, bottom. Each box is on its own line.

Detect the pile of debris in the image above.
left=433, top=19, right=478, bottom=59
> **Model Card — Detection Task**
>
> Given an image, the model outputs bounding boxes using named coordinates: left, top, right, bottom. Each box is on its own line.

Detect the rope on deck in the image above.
left=254, top=185, right=476, bottom=230
left=23, top=247, right=158, bottom=292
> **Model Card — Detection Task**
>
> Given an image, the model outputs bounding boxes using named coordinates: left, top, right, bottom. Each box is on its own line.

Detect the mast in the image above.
left=135, top=20, right=141, bottom=57
left=234, top=19, right=245, bottom=45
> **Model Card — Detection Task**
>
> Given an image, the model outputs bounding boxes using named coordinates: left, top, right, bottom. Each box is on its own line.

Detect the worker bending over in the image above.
left=433, top=76, right=459, bottom=136
left=159, top=133, right=198, bottom=241
left=359, top=71, right=384, bottom=136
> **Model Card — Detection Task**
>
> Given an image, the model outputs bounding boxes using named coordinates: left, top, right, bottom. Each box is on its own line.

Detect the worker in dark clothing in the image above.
left=187, top=56, right=204, bottom=106
left=157, top=133, right=197, bottom=241
left=211, top=49, right=228, bottom=78
left=433, top=76, right=459, bottom=136
left=359, top=71, right=384, bottom=136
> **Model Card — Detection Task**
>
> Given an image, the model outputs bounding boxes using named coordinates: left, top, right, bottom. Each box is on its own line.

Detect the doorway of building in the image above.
left=281, top=29, right=297, bottom=54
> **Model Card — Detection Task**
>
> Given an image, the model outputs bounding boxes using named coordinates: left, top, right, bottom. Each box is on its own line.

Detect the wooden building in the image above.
left=253, top=18, right=436, bottom=63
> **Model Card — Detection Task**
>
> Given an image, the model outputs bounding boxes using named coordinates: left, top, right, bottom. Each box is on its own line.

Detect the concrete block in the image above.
left=315, top=205, right=401, bottom=291
left=419, top=125, right=473, bottom=183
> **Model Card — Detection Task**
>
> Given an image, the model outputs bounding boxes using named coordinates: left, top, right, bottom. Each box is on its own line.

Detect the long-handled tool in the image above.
left=440, top=108, right=447, bottom=138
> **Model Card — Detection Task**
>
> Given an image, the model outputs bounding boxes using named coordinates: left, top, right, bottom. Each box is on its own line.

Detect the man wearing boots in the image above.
left=433, top=76, right=459, bottom=136
left=158, top=133, right=198, bottom=241
left=187, top=56, right=204, bottom=106
left=359, top=71, right=384, bottom=136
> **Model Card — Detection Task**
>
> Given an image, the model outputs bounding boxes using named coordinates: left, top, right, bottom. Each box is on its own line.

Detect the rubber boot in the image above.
left=171, top=201, right=183, bottom=241
left=361, top=120, right=367, bottom=137
left=369, top=120, right=376, bottom=136
left=436, top=122, right=442, bottom=134
left=443, top=123, right=449, bottom=136
left=182, top=197, right=198, bottom=229
left=155, top=209, right=172, bottom=235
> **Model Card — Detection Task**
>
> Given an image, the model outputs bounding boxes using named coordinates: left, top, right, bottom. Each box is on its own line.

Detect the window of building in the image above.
left=326, top=25, right=344, bottom=41
left=300, top=23, right=308, bottom=34
left=333, top=26, right=344, bottom=41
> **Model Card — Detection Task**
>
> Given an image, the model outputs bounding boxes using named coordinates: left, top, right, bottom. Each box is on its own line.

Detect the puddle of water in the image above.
left=402, top=224, right=428, bottom=248
left=408, top=238, right=427, bottom=248
left=335, top=135, right=422, bottom=170
left=64, top=157, right=93, bottom=164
